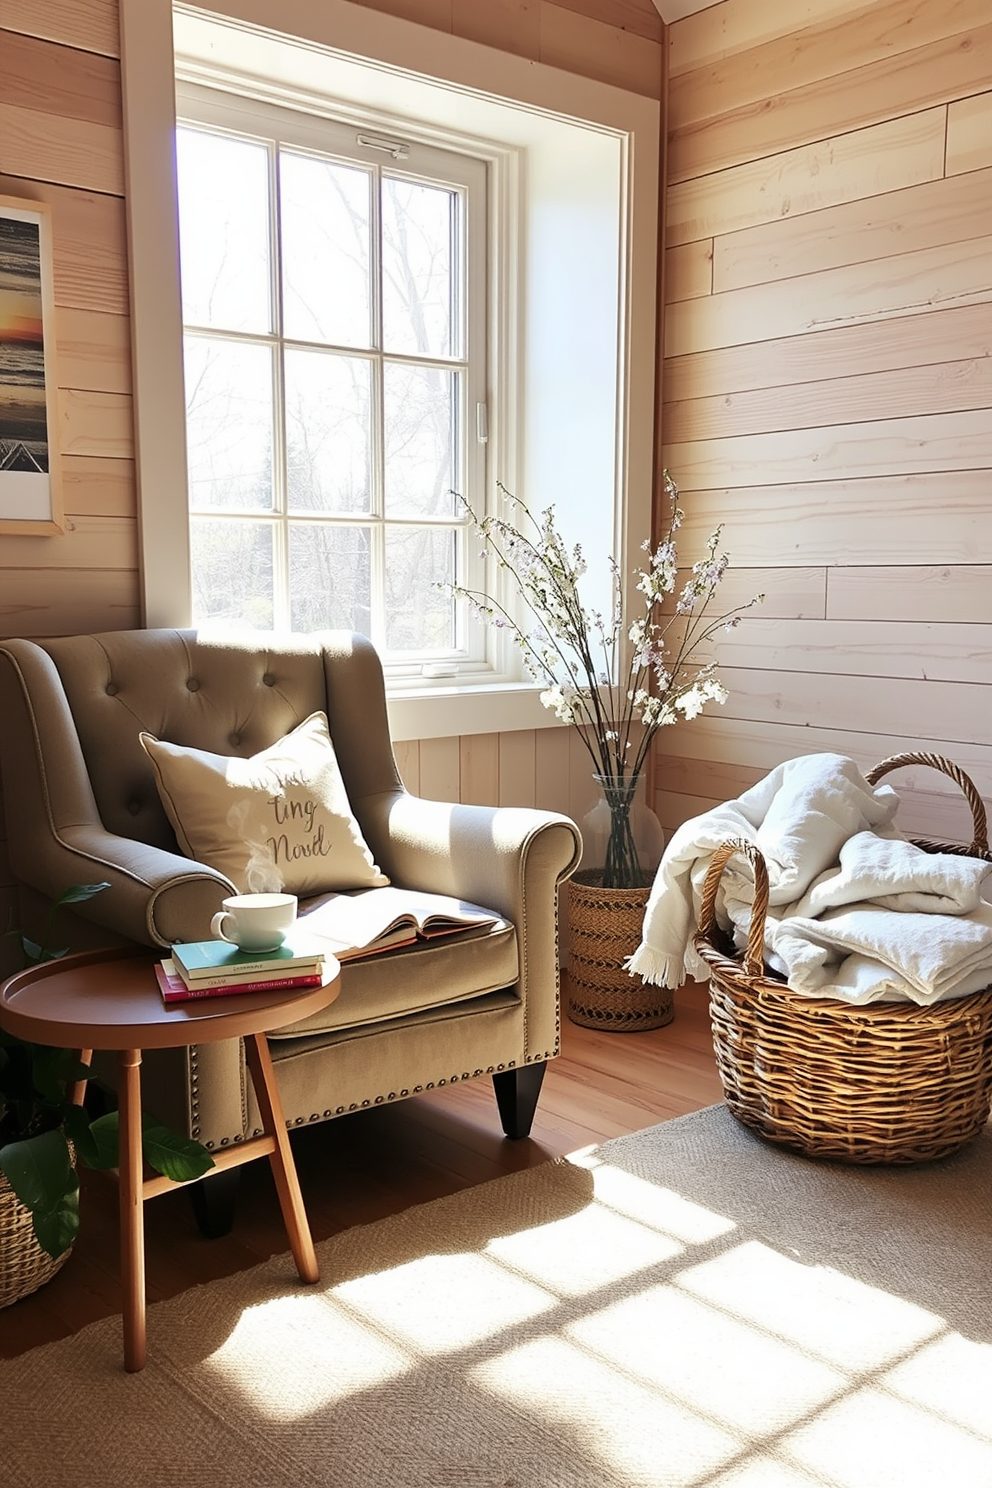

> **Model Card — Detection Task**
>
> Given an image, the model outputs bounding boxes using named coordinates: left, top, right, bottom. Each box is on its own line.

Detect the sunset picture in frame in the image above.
left=0, top=196, right=63, bottom=535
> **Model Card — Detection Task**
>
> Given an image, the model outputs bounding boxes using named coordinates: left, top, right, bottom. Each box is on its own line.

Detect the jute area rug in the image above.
left=3, top=1103, right=992, bottom=1488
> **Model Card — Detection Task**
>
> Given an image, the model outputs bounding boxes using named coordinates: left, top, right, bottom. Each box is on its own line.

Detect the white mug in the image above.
left=210, top=892, right=298, bottom=953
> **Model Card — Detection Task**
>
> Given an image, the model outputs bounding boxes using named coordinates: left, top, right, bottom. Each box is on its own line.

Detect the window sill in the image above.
left=386, top=681, right=558, bottom=742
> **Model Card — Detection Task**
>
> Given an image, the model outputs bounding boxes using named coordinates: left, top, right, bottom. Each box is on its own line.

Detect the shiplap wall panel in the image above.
left=666, top=357, right=992, bottom=444
left=657, top=0, right=992, bottom=846
left=62, top=456, right=135, bottom=517
left=668, top=409, right=992, bottom=489
left=0, top=569, right=140, bottom=635
left=826, top=566, right=992, bottom=623
left=670, top=0, right=986, bottom=130
left=0, top=29, right=122, bottom=126
left=669, top=22, right=992, bottom=183
left=713, top=166, right=992, bottom=294
left=717, top=618, right=992, bottom=686
left=58, top=389, right=134, bottom=460
left=418, top=736, right=461, bottom=801
left=674, top=474, right=992, bottom=568
left=451, top=0, right=541, bottom=60
left=718, top=666, right=986, bottom=749
left=669, top=714, right=992, bottom=809
left=947, top=90, right=992, bottom=174
left=665, top=110, right=946, bottom=250
left=538, top=0, right=662, bottom=96
left=0, top=0, right=119, bottom=54
left=0, top=101, right=124, bottom=195
left=534, top=726, right=573, bottom=817
left=668, top=0, right=891, bottom=79
left=552, top=0, right=663, bottom=43
left=665, top=303, right=992, bottom=404
left=665, top=235, right=992, bottom=357
left=499, top=729, right=537, bottom=808
left=0, top=517, right=136, bottom=571
left=56, top=308, right=132, bottom=395
left=665, top=240, right=712, bottom=301
left=459, top=731, right=500, bottom=806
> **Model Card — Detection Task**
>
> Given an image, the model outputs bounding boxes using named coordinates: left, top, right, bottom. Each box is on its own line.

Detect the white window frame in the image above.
left=119, top=0, right=660, bottom=742
left=175, top=84, right=492, bottom=678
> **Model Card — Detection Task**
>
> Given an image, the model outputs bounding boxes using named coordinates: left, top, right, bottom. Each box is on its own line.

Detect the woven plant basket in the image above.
left=693, top=752, right=992, bottom=1165
left=0, top=1162, right=73, bottom=1309
left=566, top=869, right=673, bottom=1032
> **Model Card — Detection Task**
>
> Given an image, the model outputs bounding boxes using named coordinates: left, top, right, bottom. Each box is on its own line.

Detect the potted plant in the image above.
left=0, top=884, right=213, bottom=1307
left=449, top=471, right=762, bottom=1030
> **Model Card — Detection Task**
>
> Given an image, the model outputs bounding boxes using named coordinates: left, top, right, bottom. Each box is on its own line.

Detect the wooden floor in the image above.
left=0, top=982, right=722, bottom=1359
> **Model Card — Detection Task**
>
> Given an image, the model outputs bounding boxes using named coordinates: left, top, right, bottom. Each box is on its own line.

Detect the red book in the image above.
left=155, top=960, right=325, bottom=1005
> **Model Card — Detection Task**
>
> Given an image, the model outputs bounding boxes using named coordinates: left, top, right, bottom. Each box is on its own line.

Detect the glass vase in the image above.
left=581, top=772, right=665, bottom=891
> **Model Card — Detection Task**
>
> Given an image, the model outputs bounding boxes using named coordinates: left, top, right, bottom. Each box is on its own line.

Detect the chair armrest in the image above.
left=0, top=640, right=233, bottom=948
left=32, top=824, right=234, bottom=948
left=362, top=790, right=582, bottom=1060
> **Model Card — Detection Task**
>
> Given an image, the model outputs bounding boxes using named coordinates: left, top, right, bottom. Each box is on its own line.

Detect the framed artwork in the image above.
left=0, top=195, right=63, bottom=535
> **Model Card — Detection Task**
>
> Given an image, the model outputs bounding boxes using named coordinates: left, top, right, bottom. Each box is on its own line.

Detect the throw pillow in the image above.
left=140, top=711, right=389, bottom=896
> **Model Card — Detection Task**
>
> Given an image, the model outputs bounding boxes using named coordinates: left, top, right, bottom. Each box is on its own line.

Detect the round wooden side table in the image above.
left=0, top=944, right=341, bottom=1372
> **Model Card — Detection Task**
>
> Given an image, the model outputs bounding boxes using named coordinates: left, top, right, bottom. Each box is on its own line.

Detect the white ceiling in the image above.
left=651, top=0, right=715, bottom=21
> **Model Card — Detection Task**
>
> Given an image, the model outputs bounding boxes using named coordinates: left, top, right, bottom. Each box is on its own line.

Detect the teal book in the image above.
left=170, top=932, right=325, bottom=982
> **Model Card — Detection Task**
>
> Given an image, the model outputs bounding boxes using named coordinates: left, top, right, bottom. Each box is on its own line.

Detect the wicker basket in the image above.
left=693, top=752, right=992, bottom=1165
left=0, top=1164, right=73, bottom=1309
left=566, top=869, right=674, bottom=1031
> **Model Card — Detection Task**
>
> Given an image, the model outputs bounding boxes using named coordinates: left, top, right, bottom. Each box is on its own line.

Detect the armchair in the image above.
left=0, top=629, right=580, bottom=1228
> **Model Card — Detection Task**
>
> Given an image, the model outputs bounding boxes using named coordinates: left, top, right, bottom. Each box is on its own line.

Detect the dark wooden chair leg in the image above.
left=189, top=1167, right=242, bottom=1238
left=492, top=1061, right=547, bottom=1139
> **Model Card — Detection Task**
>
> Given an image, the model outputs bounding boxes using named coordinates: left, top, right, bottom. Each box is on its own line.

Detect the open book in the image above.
left=299, top=886, right=502, bottom=963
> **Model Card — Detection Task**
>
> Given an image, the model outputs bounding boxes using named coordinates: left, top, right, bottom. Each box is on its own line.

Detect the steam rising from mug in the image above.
left=227, top=800, right=286, bottom=895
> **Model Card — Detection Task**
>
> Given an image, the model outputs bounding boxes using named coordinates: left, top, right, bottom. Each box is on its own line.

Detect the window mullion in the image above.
left=270, top=142, right=291, bottom=629
left=368, top=160, right=387, bottom=654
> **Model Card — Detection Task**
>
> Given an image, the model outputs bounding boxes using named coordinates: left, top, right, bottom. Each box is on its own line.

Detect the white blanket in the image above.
left=627, top=752, right=992, bottom=1005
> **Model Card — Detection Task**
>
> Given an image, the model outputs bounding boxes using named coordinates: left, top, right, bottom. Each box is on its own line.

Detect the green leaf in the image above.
left=20, top=937, right=44, bottom=964
left=86, top=1110, right=122, bottom=1170
left=56, top=882, right=111, bottom=906
left=33, top=1185, right=80, bottom=1260
left=0, top=1128, right=75, bottom=1216
left=141, top=1114, right=215, bottom=1183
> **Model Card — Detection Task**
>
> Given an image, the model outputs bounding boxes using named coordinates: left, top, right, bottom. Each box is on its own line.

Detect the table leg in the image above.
left=118, top=1048, right=146, bottom=1373
left=244, top=1034, right=319, bottom=1285
left=69, top=1048, right=93, bottom=1107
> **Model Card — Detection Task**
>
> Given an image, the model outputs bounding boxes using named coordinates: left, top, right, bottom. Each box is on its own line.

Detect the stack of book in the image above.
left=156, top=934, right=329, bottom=1004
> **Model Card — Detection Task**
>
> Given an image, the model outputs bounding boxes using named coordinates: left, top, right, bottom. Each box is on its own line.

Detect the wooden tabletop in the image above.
left=0, top=944, right=341, bottom=1051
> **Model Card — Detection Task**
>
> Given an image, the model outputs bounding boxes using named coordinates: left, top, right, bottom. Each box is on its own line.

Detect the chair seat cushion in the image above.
left=272, top=916, right=519, bottom=1036
left=139, top=711, right=388, bottom=896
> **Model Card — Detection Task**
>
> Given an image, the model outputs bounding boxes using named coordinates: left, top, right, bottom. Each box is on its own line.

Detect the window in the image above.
left=175, top=89, right=488, bottom=677
left=119, top=0, right=659, bottom=737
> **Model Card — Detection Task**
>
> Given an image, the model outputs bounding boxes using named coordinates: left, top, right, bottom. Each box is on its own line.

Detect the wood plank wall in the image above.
left=656, top=0, right=992, bottom=848
left=0, top=0, right=663, bottom=969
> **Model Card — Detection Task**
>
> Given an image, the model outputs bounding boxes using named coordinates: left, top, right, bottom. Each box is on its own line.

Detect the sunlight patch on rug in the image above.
left=334, top=1250, right=557, bottom=1353
left=784, top=1387, right=992, bottom=1488
left=886, top=1332, right=992, bottom=1438
left=678, top=1239, right=945, bottom=1371
left=483, top=1189, right=687, bottom=1295
left=202, top=1292, right=414, bottom=1418
left=471, top=1333, right=742, bottom=1484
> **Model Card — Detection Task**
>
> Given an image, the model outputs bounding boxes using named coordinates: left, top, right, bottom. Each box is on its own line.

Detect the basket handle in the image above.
left=865, top=751, right=989, bottom=856
left=697, top=838, right=769, bottom=978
